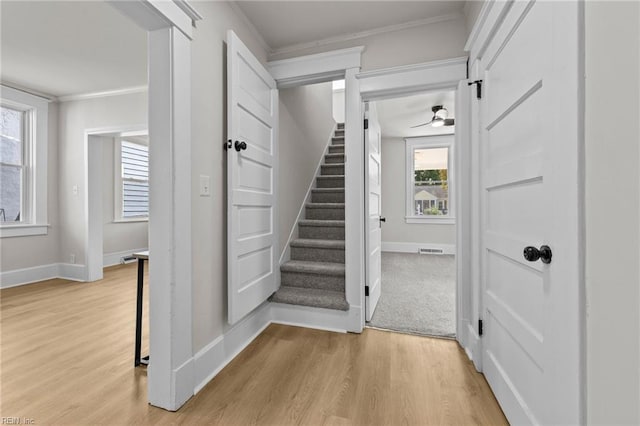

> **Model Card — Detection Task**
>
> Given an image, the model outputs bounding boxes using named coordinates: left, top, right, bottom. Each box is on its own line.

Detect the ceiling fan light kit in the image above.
left=410, top=104, right=455, bottom=129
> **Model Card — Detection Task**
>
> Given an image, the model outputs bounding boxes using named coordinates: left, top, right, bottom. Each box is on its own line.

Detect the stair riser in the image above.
left=321, top=165, right=345, bottom=175
left=316, top=177, right=344, bottom=188
left=337, top=123, right=344, bottom=130
left=281, top=271, right=345, bottom=292
left=306, top=207, right=344, bottom=220
left=311, top=191, right=344, bottom=203
left=332, top=137, right=344, bottom=145
left=324, top=155, right=345, bottom=164
left=334, top=130, right=344, bottom=137
left=291, top=246, right=345, bottom=263
left=299, top=225, right=344, bottom=240
left=328, top=146, right=344, bottom=154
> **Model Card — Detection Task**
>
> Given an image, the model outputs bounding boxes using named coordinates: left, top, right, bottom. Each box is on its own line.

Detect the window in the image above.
left=115, top=138, right=149, bottom=220
left=405, top=135, right=454, bottom=224
left=0, top=85, right=48, bottom=237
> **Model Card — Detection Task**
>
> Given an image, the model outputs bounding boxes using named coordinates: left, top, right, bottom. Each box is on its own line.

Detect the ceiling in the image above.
left=0, top=1, right=147, bottom=97
left=375, top=90, right=455, bottom=139
left=235, top=1, right=465, bottom=52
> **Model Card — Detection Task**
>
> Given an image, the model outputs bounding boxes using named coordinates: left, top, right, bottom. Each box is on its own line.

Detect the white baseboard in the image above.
left=103, top=247, right=148, bottom=268
left=0, top=263, right=60, bottom=289
left=193, top=302, right=272, bottom=394
left=382, top=241, right=455, bottom=255
left=464, top=322, right=482, bottom=371
left=58, top=263, right=87, bottom=282
left=271, top=303, right=362, bottom=333
left=173, top=357, right=195, bottom=411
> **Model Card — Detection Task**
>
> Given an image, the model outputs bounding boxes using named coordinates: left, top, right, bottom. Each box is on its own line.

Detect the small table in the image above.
left=133, top=251, right=149, bottom=367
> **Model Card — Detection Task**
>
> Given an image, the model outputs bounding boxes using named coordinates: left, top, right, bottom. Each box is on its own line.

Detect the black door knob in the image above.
left=234, top=140, right=247, bottom=152
left=379, top=217, right=386, bottom=223
left=523, top=245, right=552, bottom=264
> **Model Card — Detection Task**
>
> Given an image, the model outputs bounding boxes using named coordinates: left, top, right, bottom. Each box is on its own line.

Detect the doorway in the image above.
left=365, top=90, right=457, bottom=338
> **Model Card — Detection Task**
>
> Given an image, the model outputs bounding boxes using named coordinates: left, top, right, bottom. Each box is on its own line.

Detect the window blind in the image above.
left=121, top=140, right=149, bottom=218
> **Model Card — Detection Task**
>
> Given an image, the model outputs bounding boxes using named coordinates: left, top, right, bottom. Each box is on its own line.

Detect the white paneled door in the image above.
left=227, top=30, right=279, bottom=324
left=479, top=1, right=582, bottom=424
left=365, top=102, right=382, bottom=322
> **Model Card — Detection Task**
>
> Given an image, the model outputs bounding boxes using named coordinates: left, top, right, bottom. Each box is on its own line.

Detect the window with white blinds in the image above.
left=120, top=140, right=149, bottom=218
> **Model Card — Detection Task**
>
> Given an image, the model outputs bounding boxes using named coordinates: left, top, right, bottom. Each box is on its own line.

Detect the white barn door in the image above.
left=479, top=2, right=582, bottom=424
left=365, top=102, right=383, bottom=321
left=227, top=30, right=279, bottom=324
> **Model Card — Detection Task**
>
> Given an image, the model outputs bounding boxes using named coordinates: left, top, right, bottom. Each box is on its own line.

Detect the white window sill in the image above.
left=405, top=216, right=455, bottom=225
left=113, top=218, right=149, bottom=224
left=0, top=224, right=49, bottom=238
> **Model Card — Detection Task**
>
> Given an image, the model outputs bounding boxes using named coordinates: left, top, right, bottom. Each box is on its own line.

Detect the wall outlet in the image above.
left=70, top=254, right=76, bottom=264
left=199, top=175, right=211, bottom=196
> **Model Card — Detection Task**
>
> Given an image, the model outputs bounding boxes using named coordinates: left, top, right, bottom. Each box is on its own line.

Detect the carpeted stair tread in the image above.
left=325, top=153, right=345, bottom=163
left=298, top=219, right=344, bottom=227
left=281, top=260, right=345, bottom=276
left=270, top=286, right=349, bottom=311
left=312, top=188, right=344, bottom=193
left=306, top=203, right=345, bottom=209
left=291, top=238, right=345, bottom=249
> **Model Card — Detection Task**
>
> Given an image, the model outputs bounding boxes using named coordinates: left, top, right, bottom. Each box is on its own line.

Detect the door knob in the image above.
left=379, top=217, right=386, bottom=223
left=523, top=245, right=552, bottom=264
left=234, top=140, right=247, bottom=152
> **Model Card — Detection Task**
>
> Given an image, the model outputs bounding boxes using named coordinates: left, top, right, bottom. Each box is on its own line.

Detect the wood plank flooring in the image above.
left=1, top=264, right=507, bottom=425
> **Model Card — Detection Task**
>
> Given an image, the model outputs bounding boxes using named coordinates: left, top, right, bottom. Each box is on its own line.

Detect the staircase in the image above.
left=270, top=123, right=348, bottom=311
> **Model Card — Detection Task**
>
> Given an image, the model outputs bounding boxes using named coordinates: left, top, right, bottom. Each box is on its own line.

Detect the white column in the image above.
left=147, top=26, right=194, bottom=411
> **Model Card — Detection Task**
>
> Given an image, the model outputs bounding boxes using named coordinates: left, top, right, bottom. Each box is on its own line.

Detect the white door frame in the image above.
left=267, top=46, right=365, bottom=333
left=85, top=125, right=147, bottom=283
left=356, top=57, right=471, bottom=335
left=107, top=0, right=201, bottom=411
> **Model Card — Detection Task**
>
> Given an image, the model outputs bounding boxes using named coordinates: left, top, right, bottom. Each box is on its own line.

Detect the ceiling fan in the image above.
left=411, top=105, right=455, bottom=128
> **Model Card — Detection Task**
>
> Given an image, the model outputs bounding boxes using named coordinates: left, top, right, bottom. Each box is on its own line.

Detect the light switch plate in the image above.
left=199, top=175, right=211, bottom=196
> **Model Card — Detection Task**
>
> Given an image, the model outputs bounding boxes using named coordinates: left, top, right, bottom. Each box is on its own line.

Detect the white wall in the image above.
left=279, top=82, right=336, bottom=254
left=189, top=0, right=271, bottom=353
left=269, top=16, right=468, bottom=72
left=0, top=102, right=60, bottom=271
left=585, top=2, right=640, bottom=424
left=332, top=88, right=345, bottom=123
left=463, top=1, right=485, bottom=37
left=57, top=92, right=147, bottom=267
left=101, top=137, right=148, bottom=256
left=381, top=137, right=455, bottom=247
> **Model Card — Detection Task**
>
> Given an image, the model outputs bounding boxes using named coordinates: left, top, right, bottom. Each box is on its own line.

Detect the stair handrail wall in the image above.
left=279, top=122, right=339, bottom=265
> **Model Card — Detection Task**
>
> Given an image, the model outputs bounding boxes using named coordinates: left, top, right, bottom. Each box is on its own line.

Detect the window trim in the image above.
left=405, top=134, right=455, bottom=224
left=0, top=85, right=48, bottom=238
left=114, top=136, right=149, bottom=222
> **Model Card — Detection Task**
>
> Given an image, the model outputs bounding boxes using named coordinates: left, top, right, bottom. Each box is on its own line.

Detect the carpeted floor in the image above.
left=369, top=252, right=456, bottom=338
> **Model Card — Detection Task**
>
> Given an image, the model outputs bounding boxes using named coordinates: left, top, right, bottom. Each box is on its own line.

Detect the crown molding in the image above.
left=227, top=1, right=273, bottom=57
left=0, top=82, right=56, bottom=102
left=269, top=12, right=463, bottom=58
left=57, top=85, right=148, bottom=103
left=464, top=0, right=493, bottom=53
left=174, top=0, right=203, bottom=22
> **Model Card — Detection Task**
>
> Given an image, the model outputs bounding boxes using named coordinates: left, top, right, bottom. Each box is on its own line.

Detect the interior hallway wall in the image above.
left=57, top=91, right=147, bottom=267
left=0, top=102, right=60, bottom=272
left=189, top=0, right=271, bottom=352
left=381, top=137, right=455, bottom=247
left=268, top=16, right=467, bottom=72
left=278, top=82, right=336, bottom=255
left=585, top=1, right=640, bottom=423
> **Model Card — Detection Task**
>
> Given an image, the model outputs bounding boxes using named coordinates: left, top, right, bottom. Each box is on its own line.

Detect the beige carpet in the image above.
left=369, top=252, right=456, bottom=337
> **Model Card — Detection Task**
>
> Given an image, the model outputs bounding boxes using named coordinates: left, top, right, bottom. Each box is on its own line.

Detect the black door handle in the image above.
left=379, top=217, right=386, bottom=223
left=234, top=140, right=247, bottom=152
left=523, top=245, right=552, bottom=264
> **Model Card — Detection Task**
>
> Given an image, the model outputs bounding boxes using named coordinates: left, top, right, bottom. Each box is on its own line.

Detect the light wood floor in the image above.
left=1, top=264, right=507, bottom=425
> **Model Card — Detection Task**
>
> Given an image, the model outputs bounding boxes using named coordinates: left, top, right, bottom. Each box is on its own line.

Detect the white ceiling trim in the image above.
left=57, top=85, right=148, bottom=103
left=1, top=82, right=56, bottom=102
left=228, top=1, right=272, bottom=55
left=269, top=12, right=463, bottom=58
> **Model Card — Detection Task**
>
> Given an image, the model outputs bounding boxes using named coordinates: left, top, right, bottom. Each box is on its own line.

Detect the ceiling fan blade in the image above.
left=410, top=119, right=433, bottom=128
left=443, top=118, right=455, bottom=126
